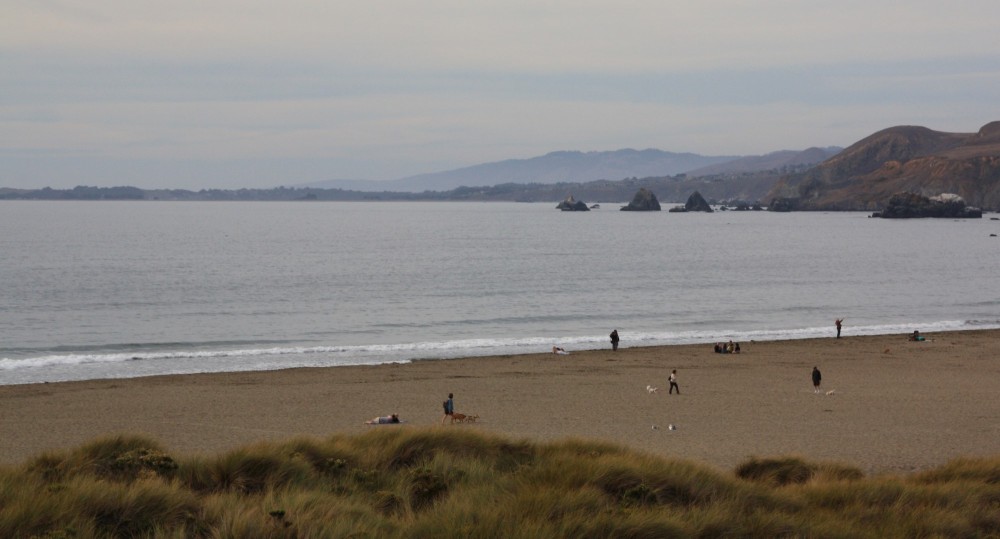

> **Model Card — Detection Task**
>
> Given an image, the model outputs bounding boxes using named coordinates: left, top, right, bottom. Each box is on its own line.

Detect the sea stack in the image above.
left=620, top=188, right=661, bottom=211
left=556, top=195, right=590, bottom=211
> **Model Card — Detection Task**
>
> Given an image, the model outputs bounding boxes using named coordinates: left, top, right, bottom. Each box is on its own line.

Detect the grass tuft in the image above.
left=178, top=445, right=313, bottom=494
left=912, top=456, right=1000, bottom=485
left=26, top=434, right=176, bottom=483
left=735, top=456, right=815, bottom=486
left=407, top=466, right=449, bottom=511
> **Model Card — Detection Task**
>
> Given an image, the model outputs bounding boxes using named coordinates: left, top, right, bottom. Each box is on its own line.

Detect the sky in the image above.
left=2, top=1, right=999, bottom=190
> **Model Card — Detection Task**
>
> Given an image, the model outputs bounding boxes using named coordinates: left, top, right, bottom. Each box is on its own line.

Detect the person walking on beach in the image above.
left=668, top=369, right=680, bottom=394
left=812, top=367, right=822, bottom=393
left=835, top=318, right=843, bottom=338
left=610, top=329, right=620, bottom=351
left=441, top=393, right=454, bottom=424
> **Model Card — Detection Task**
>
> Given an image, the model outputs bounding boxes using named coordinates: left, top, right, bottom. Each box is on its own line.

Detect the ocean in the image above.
left=1, top=201, right=998, bottom=386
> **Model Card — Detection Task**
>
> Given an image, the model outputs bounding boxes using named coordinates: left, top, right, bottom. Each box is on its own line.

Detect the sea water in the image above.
left=1, top=201, right=997, bottom=385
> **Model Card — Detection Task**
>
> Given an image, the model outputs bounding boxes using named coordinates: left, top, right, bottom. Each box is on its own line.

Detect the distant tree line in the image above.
left=0, top=168, right=798, bottom=204
left=0, top=185, right=146, bottom=200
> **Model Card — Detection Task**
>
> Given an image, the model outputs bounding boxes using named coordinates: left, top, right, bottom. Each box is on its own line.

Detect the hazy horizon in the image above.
left=3, top=2, right=999, bottom=190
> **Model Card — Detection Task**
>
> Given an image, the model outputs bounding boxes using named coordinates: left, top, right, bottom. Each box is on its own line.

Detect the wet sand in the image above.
left=1, top=330, right=998, bottom=474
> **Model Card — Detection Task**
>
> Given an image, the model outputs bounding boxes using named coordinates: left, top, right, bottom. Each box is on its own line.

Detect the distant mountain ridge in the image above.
left=685, top=147, right=841, bottom=176
left=766, top=122, right=1000, bottom=211
left=13, top=120, right=1000, bottom=210
left=2, top=147, right=838, bottom=203
left=306, top=149, right=740, bottom=192
left=388, top=149, right=737, bottom=192
left=302, top=148, right=836, bottom=192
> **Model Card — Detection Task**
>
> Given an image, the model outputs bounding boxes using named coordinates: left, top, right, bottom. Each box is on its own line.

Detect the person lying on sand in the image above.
left=365, top=414, right=401, bottom=425
left=552, top=346, right=569, bottom=355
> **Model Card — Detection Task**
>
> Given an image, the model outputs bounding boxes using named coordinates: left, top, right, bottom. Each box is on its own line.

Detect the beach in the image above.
left=1, top=329, right=998, bottom=474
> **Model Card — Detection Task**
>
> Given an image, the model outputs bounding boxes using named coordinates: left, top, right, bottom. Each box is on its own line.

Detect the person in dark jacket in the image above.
left=812, top=367, right=822, bottom=393
left=441, top=393, right=454, bottom=424
left=610, top=329, right=620, bottom=351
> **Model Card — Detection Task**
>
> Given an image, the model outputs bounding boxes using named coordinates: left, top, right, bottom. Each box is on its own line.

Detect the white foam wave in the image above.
left=2, top=319, right=996, bottom=379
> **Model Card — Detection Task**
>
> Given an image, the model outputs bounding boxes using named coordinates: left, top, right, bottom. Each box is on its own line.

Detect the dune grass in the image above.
left=0, top=429, right=997, bottom=538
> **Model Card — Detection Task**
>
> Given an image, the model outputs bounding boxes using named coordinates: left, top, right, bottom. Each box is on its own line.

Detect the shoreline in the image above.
left=1, top=329, right=998, bottom=474
left=6, top=322, right=997, bottom=387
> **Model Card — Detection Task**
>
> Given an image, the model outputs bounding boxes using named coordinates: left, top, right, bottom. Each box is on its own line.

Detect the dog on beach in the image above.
left=451, top=413, right=468, bottom=423
left=826, top=390, right=836, bottom=396
left=464, top=414, right=480, bottom=423
left=646, top=385, right=659, bottom=394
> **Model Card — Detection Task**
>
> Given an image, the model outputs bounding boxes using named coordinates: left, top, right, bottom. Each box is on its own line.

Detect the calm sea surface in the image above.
left=1, top=201, right=998, bottom=385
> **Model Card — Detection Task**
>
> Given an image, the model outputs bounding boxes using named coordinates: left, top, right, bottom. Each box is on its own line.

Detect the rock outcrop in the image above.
left=556, top=195, right=590, bottom=211
left=684, top=191, right=713, bottom=212
left=767, top=197, right=799, bottom=212
left=620, top=188, right=661, bottom=211
left=872, top=192, right=982, bottom=218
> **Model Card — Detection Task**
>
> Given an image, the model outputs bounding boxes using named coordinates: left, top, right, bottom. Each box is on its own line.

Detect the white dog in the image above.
left=826, top=389, right=836, bottom=396
left=646, top=385, right=658, bottom=394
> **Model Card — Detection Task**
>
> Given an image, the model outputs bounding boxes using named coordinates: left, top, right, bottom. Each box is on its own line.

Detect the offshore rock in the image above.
left=768, top=197, right=799, bottom=212
left=874, top=192, right=982, bottom=218
left=556, top=195, right=590, bottom=211
left=684, top=190, right=713, bottom=212
left=620, top=187, right=661, bottom=211
left=667, top=190, right=713, bottom=212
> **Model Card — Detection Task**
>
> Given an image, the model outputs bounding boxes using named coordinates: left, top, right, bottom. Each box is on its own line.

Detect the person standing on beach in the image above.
left=441, top=393, right=454, bottom=424
left=835, top=319, right=843, bottom=338
left=668, top=369, right=680, bottom=394
left=610, top=329, right=620, bottom=351
left=812, top=367, right=822, bottom=393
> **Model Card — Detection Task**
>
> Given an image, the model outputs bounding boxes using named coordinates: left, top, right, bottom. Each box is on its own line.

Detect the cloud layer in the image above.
left=3, top=1, right=999, bottom=188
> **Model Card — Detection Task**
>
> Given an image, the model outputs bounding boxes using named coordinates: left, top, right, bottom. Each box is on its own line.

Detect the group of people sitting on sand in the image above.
left=714, top=340, right=741, bottom=354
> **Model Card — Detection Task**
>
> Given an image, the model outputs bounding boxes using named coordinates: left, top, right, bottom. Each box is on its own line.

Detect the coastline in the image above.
left=1, top=329, right=998, bottom=474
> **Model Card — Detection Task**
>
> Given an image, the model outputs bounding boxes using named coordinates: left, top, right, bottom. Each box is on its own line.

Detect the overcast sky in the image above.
left=3, top=1, right=999, bottom=189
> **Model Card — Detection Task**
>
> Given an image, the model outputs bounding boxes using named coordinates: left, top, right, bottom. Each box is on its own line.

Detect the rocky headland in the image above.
left=767, top=121, right=1000, bottom=211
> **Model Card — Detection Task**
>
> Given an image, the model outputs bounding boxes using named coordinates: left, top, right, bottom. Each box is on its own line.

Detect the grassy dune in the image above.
left=2, top=429, right=999, bottom=538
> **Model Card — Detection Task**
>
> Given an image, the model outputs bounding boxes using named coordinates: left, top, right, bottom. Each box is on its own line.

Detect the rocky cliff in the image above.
left=766, top=122, right=1000, bottom=211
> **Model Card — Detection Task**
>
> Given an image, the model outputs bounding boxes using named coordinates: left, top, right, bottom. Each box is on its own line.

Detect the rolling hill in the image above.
left=302, top=147, right=845, bottom=193
left=766, top=122, right=1000, bottom=211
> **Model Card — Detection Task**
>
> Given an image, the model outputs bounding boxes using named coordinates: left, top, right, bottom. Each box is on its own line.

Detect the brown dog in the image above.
left=464, top=414, right=480, bottom=423
left=450, top=413, right=467, bottom=424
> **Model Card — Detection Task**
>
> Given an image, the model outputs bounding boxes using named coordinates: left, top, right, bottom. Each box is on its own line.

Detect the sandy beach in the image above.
left=1, top=330, right=998, bottom=474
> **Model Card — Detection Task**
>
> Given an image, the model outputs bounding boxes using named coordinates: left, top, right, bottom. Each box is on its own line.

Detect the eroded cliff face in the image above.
left=766, top=122, right=1000, bottom=211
